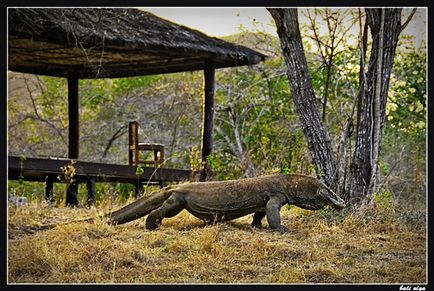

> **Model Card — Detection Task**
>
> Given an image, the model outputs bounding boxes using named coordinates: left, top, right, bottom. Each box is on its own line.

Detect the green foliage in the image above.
left=8, top=180, right=44, bottom=201
left=206, top=155, right=218, bottom=170
left=282, top=166, right=290, bottom=175
left=135, top=165, right=145, bottom=176
left=379, top=161, right=390, bottom=176
left=386, top=36, right=426, bottom=139
left=92, top=183, right=136, bottom=205
left=380, top=37, right=426, bottom=206
left=374, top=190, right=395, bottom=214
left=188, top=145, right=202, bottom=173
left=213, top=31, right=308, bottom=179
left=8, top=72, right=162, bottom=162
left=206, top=152, right=244, bottom=180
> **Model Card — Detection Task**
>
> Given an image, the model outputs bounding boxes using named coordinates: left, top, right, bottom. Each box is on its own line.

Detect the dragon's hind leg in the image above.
left=251, top=211, right=266, bottom=228
left=145, top=192, right=185, bottom=230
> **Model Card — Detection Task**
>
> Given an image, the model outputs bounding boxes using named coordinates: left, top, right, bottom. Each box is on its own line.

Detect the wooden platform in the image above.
left=8, top=156, right=191, bottom=183
left=8, top=155, right=192, bottom=204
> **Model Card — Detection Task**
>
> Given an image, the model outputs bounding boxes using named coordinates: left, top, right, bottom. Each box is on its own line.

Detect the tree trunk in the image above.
left=347, top=8, right=402, bottom=208
left=267, top=8, right=337, bottom=188
left=268, top=8, right=403, bottom=209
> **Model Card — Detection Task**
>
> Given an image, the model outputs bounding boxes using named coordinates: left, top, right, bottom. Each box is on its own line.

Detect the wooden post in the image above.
left=129, top=121, right=139, bottom=165
left=67, top=75, right=79, bottom=206
left=87, top=177, right=96, bottom=206
left=200, top=60, right=215, bottom=181
left=68, top=75, right=79, bottom=159
left=45, top=175, right=54, bottom=202
left=135, top=182, right=143, bottom=198
left=65, top=182, right=78, bottom=206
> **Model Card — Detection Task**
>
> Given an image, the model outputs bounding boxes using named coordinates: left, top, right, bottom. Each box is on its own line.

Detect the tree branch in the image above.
left=23, top=76, right=67, bottom=146
left=101, top=124, right=128, bottom=159
left=400, top=8, right=417, bottom=33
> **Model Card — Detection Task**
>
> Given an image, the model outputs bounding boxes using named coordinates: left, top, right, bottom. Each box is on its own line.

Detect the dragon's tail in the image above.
left=104, top=186, right=173, bottom=225
left=11, top=217, right=94, bottom=234
left=11, top=187, right=173, bottom=235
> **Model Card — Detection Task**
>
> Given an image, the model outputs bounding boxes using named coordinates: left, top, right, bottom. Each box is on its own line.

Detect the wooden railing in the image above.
left=8, top=155, right=192, bottom=205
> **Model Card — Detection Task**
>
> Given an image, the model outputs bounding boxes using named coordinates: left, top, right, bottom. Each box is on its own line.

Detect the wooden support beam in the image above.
left=200, top=60, right=215, bottom=181
left=68, top=75, right=79, bottom=159
left=45, top=176, right=54, bottom=202
left=65, top=181, right=78, bottom=207
left=86, top=177, right=96, bottom=206
left=67, top=75, right=79, bottom=206
left=135, top=182, right=143, bottom=198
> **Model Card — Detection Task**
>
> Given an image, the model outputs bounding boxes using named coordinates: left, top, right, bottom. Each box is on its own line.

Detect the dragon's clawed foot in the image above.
left=266, top=225, right=290, bottom=234
left=278, top=225, right=289, bottom=234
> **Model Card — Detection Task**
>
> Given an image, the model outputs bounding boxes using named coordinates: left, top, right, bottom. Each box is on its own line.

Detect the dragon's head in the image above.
left=319, top=186, right=346, bottom=210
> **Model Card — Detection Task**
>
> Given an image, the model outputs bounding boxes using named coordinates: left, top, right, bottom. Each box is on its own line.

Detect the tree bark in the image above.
left=336, top=116, right=353, bottom=197
left=347, top=8, right=402, bottom=207
left=267, top=8, right=337, bottom=188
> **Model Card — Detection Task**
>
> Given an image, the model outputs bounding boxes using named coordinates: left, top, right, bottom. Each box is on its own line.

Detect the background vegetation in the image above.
left=8, top=9, right=426, bottom=208
left=7, top=8, right=426, bottom=283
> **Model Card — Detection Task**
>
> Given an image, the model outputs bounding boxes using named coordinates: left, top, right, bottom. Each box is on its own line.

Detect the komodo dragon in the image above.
left=97, top=173, right=346, bottom=233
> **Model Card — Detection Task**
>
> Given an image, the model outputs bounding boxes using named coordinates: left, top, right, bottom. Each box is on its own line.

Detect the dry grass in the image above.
left=8, top=200, right=426, bottom=284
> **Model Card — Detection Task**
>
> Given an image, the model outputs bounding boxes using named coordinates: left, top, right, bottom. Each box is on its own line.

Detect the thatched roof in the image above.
left=8, top=8, right=267, bottom=79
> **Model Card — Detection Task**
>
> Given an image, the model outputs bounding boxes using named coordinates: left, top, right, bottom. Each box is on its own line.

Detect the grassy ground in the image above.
left=7, top=199, right=426, bottom=284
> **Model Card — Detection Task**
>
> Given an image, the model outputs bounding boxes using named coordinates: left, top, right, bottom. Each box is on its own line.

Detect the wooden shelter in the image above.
left=8, top=8, right=266, bottom=205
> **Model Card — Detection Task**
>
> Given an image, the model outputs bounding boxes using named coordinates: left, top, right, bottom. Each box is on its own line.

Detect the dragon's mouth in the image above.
left=330, top=196, right=347, bottom=209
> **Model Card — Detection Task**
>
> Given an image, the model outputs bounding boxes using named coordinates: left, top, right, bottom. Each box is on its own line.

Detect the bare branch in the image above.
left=305, top=9, right=327, bottom=64
left=102, top=124, right=128, bottom=159
left=214, top=125, right=238, bottom=156
left=400, top=8, right=417, bottom=33
left=22, top=115, right=67, bottom=146
left=22, top=76, right=67, bottom=146
left=23, top=76, right=42, bottom=120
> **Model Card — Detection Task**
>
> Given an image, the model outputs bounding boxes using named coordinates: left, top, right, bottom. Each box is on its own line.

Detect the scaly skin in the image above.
left=103, top=174, right=346, bottom=233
